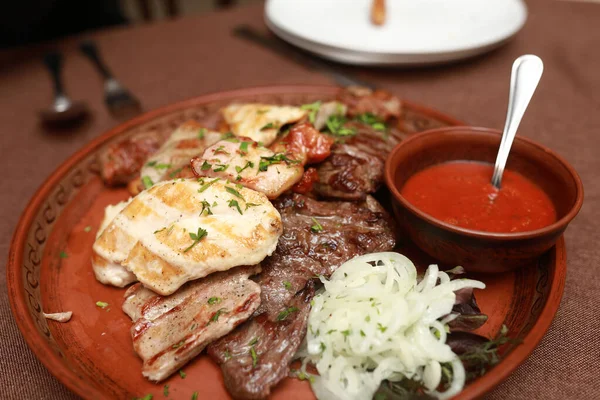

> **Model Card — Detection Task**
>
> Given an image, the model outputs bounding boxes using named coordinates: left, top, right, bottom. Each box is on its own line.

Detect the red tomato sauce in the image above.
left=400, top=161, right=556, bottom=233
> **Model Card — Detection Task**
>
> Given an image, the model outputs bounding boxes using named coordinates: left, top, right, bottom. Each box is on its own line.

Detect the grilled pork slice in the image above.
left=140, top=121, right=222, bottom=186
left=92, top=199, right=137, bottom=287
left=336, top=86, right=402, bottom=120
left=100, top=131, right=165, bottom=186
left=93, top=179, right=282, bottom=295
left=208, top=283, right=314, bottom=400
left=191, top=139, right=303, bottom=200
left=123, top=265, right=262, bottom=382
left=221, top=104, right=307, bottom=146
left=191, top=123, right=333, bottom=199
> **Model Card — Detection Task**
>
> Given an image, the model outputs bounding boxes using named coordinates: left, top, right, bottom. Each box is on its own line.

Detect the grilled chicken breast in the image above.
left=140, top=121, right=222, bottom=185
left=123, top=265, right=262, bottom=381
left=93, top=179, right=282, bottom=295
left=92, top=199, right=137, bottom=287
left=221, top=104, right=307, bottom=146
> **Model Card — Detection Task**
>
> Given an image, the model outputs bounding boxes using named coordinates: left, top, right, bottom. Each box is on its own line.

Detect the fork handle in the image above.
left=79, top=40, right=113, bottom=79
left=43, top=51, right=65, bottom=96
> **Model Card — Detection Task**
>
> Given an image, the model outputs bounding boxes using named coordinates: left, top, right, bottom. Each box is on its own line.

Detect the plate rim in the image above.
left=6, top=84, right=564, bottom=400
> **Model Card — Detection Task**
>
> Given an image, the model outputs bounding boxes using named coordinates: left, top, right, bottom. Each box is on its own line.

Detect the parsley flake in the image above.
left=249, top=337, right=259, bottom=346
left=200, top=160, right=212, bottom=171
left=310, top=217, right=323, bottom=233
left=276, top=306, right=299, bottom=321
left=207, top=308, right=228, bottom=325
left=59, top=251, right=68, bottom=259
left=83, top=225, right=92, bottom=232
left=225, top=186, right=245, bottom=200
left=200, top=200, right=213, bottom=216
left=163, top=384, right=169, bottom=397
left=283, top=281, right=292, bottom=291
left=213, top=164, right=229, bottom=172
left=142, top=176, right=154, bottom=189
left=228, top=199, right=243, bottom=215
left=300, top=101, right=321, bottom=124
left=245, top=202, right=260, bottom=210
left=192, top=392, right=198, bottom=400
left=355, top=113, right=387, bottom=132
left=235, top=161, right=254, bottom=174
left=377, top=323, right=387, bottom=333
left=96, top=301, right=109, bottom=309
left=172, top=341, right=185, bottom=349
left=179, top=369, right=186, bottom=379
left=198, top=178, right=219, bottom=193
left=208, top=297, right=221, bottom=305
left=258, top=153, right=299, bottom=172
left=260, top=122, right=278, bottom=131
left=198, top=128, right=207, bottom=139
left=250, top=346, right=258, bottom=368
left=213, top=145, right=230, bottom=155
left=168, top=168, right=183, bottom=178
left=239, top=141, right=249, bottom=155
left=183, top=227, right=208, bottom=252
left=325, top=115, right=356, bottom=136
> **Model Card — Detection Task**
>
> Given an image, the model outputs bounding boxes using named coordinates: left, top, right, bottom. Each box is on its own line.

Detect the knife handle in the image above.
left=79, top=40, right=113, bottom=80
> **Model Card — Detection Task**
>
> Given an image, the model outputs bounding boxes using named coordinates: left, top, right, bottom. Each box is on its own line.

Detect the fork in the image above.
left=79, top=40, right=142, bottom=119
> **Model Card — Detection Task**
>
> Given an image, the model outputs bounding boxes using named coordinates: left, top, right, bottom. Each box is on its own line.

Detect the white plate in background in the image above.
left=264, top=0, right=528, bottom=66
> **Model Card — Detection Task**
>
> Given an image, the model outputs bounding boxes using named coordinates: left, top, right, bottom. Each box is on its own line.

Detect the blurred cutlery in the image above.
left=79, top=40, right=142, bottom=119
left=40, top=51, right=89, bottom=125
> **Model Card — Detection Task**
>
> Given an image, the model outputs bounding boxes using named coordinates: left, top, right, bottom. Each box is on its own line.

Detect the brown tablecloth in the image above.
left=1, top=0, right=598, bottom=398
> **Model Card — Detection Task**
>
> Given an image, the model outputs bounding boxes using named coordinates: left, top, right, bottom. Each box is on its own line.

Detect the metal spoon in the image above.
left=491, top=55, right=544, bottom=188
left=40, top=51, right=88, bottom=124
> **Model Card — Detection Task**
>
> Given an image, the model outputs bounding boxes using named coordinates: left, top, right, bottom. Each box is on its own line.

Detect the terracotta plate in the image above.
left=7, top=86, right=566, bottom=400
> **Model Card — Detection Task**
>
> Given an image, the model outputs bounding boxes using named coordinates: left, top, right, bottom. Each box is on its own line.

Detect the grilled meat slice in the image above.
left=207, top=283, right=314, bottom=400
left=100, top=131, right=164, bottom=186
left=257, top=193, right=397, bottom=320
left=336, top=86, right=402, bottom=121
left=314, top=122, right=402, bottom=200
left=123, top=265, right=261, bottom=382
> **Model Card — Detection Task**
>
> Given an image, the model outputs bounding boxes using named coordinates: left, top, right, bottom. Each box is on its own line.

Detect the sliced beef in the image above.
left=122, top=265, right=261, bottom=382
left=207, top=283, right=314, bottom=400
left=208, top=194, right=396, bottom=399
left=100, top=131, right=164, bottom=186
left=314, top=122, right=402, bottom=200
left=336, top=86, right=402, bottom=121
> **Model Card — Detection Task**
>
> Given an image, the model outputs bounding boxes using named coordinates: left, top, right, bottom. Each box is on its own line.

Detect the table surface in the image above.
left=1, top=0, right=599, bottom=399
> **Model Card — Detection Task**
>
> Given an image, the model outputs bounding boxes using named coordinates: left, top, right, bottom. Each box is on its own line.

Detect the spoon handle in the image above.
left=491, top=55, right=544, bottom=188
left=43, top=51, right=64, bottom=97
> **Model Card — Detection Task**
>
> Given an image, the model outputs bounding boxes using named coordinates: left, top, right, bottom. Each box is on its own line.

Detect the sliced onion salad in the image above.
left=299, top=252, right=485, bottom=400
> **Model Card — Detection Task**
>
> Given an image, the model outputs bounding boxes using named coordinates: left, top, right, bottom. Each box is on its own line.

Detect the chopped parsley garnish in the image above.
left=83, top=225, right=92, bottom=232
left=154, top=227, right=166, bottom=234
left=310, top=217, right=323, bottom=233
left=142, top=176, right=154, bottom=189
left=59, top=251, right=68, bottom=259
left=301, top=101, right=321, bottom=124
left=146, top=160, right=157, bottom=167
left=245, top=202, right=260, bottom=210
left=224, top=350, right=231, bottom=360
left=228, top=199, right=243, bottom=215
left=320, top=342, right=326, bottom=352
left=183, top=227, right=208, bottom=252
left=235, top=161, right=254, bottom=174
left=360, top=330, right=366, bottom=337
left=172, top=341, right=184, bottom=349
left=200, top=200, right=213, bottom=216
left=296, top=371, right=315, bottom=383
left=200, top=161, right=212, bottom=171
left=225, top=186, right=245, bottom=200
left=208, top=308, right=228, bottom=325
left=163, top=384, right=169, bottom=397
left=213, top=164, right=229, bottom=172
left=198, top=178, right=219, bottom=193
left=178, top=369, right=186, bottom=379
left=146, top=161, right=171, bottom=169
left=377, top=323, right=387, bottom=333
left=191, top=392, right=198, bottom=400
left=365, top=315, right=371, bottom=322
left=260, top=122, right=279, bottom=131
left=276, top=306, right=299, bottom=321
left=258, top=153, right=299, bottom=172
left=239, top=141, right=249, bottom=155
left=166, top=225, right=175, bottom=235
left=249, top=337, right=259, bottom=346
left=213, top=145, right=230, bottom=155
left=327, top=329, right=336, bottom=334
left=168, top=168, right=183, bottom=178
left=283, top=281, right=292, bottom=290
left=355, top=112, right=387, bottom=131
left=250, top=346, right=258, bottom=368
left=341, top=329, right=351, bottom=337
left=325, top=115, right=356, bottom=136
left=221, top=131, right=235, bottom=140
left=198, top=128, right=207, bottom=139
left=96, top=301, right=109, bottom=308
left=208, top=297, right=221, bottom=305
left=134, top=394, right=153, bottom=400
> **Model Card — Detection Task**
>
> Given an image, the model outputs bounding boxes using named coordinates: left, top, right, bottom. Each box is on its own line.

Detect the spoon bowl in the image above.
left=40, top=98, right=89, bottom=124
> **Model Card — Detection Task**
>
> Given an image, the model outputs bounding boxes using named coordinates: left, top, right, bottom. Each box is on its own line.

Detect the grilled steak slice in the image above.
left=257, top=193, right=397, bottom=320
left=336, top=86, right=402, bottom=121
left=100, top=131, right=164, bottom=186
left=314, top=122, right=402, bottom=200
left=207, top=282, right=314, bottom=400
left=122, top=265, right=261, bottom=382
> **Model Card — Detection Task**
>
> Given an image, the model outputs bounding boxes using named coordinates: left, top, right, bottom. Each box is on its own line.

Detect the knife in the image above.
left=233, top=25, right=377, bottom=90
